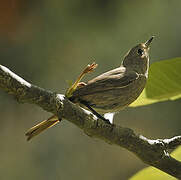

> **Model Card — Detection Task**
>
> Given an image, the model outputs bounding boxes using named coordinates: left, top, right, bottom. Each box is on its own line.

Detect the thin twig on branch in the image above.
left=0, top=64, right=181, bottom=179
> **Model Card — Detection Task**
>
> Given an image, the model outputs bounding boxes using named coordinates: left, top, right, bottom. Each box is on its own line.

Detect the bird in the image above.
left=25, top=37, right=153, bottom=141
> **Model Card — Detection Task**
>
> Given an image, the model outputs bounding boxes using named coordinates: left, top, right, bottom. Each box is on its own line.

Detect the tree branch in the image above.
left=0, top=64, right=181, bottom=178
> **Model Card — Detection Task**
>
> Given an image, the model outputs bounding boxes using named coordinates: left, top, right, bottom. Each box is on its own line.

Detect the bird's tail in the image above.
left=25, top=115, right=59, bottom=141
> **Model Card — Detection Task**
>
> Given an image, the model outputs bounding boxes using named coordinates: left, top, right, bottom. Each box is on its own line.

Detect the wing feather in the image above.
left=72, top=67, right=139, bottom=97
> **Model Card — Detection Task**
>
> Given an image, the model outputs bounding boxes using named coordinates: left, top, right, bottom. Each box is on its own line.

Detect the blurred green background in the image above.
left=0, top=0, right=181, bottom=179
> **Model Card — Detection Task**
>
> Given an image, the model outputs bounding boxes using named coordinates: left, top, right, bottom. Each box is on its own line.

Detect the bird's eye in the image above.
left=137, top=49, right=144, bottom=56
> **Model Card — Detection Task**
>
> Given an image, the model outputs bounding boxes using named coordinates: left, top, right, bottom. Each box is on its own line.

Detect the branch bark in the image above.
left=0, top=64, right=181, bottom=179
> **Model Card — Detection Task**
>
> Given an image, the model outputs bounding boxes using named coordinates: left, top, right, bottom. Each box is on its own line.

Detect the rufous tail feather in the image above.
left=25, top=115, right=59, bottom=141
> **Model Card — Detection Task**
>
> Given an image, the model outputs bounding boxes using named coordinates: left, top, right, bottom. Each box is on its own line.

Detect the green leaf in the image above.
left=130, top=57, right=181, bottom=107
left=129, top=146, right=181, bottom=180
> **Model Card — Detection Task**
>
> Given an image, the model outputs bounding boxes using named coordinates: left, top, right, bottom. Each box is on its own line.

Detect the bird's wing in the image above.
left=72, top=67, right=140, bottom=97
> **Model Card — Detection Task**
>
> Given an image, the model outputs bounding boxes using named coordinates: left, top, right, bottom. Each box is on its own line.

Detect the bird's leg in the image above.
left=66, top=62, right=98, bottom=98
left=80, top=100, right=111, bottom=124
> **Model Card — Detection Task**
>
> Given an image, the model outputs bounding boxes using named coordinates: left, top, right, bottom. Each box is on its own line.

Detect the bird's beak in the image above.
left=145, top=36, right=154, bottom=48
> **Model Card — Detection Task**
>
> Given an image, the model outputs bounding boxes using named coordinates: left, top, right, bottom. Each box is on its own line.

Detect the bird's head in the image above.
left=122, top=36, right=154, bottom=76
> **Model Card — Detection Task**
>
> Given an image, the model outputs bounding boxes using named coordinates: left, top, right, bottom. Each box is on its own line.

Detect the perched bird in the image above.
left=69, top=37, right=153, bottom=120
left=25, top=37, right=153, bottom=140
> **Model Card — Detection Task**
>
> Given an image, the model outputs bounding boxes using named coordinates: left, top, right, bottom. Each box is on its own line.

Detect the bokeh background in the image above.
left=0, top=0, right=181, bottom=179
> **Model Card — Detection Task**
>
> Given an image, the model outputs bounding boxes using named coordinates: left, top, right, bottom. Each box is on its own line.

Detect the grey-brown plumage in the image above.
left=70, top=37, right=153, bottom=114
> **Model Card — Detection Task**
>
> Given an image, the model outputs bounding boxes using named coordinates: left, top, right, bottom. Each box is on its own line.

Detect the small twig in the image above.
left=0, top=64, right=181, bottom=179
